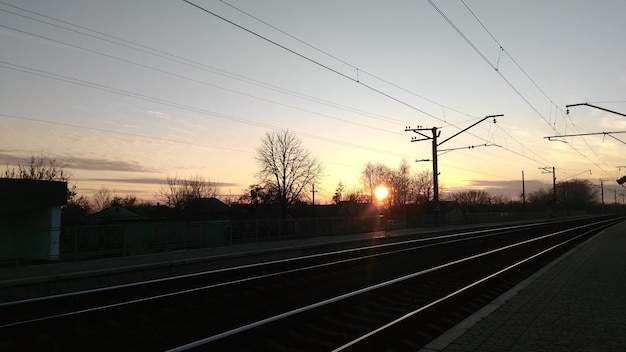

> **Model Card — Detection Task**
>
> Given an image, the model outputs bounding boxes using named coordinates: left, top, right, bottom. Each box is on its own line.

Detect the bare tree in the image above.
left=4, top=154, right=70, bottom=181
left=332, top=180, right=345, bottom=204
left=92, top=187, right=114, bottom=212
left=410, top=170, right=434, bottom=204
left=255, top=130, right=324, bottom=218
left=558, top=179, right=599, bottom=210
left=452, top=190, right=492, bottom=211
left=361, top=162, right=391, bottom=203
left=112, top=194, right=138, bottom=208
left=156, top=175, right=218, bottom=211
left=390, top=159, right=412, bottom=206
left=238, top=183, right=277, bottom=205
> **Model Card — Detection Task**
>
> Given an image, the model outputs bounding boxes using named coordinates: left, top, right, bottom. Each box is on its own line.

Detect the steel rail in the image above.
left=166, top=218, right=616, bottom=351
left=332, top=223, right=612, bottom=351
left=0, top=221, right=541, bottom=328
left=1, top=221, right=549, bottom=309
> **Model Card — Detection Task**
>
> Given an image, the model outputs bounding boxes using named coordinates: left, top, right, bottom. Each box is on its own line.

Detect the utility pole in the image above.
left=405, top=114, right=502, bottom=210
left=540, top=166, right=557, bottom=214
left=552, top=166, right=556, bottom=208
left=522, top=170, right=526, bottom=208
left=311, top=184, right=317, bottom=205
left=600, top=179, right=604, bottom=206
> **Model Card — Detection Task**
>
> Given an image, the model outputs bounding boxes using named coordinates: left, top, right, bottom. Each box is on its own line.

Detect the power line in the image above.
left=4, top=0, right=549, bottom=172
left=459, top=1, right=615, bottom=176
left=0, top=113, right=253, bottom=154
left=0, top=62, right=413, bottom=159
left=182, top=0, right=444, bottom=122
left=3, top=2, right=586, bottom=183
left=429, top=0, right=613, bottom=178
left=181, top=0, right=559, bottom=173
left=218, top=0, right=476, bottom=123
left=0, top=3, right=411, bottom=128
left=0, top=22, right=408, bottom=138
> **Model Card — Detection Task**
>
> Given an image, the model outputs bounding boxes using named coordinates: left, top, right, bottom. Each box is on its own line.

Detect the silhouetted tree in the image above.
left=3, top=154, right=70, bottom=181
left=452, top=190, right=492, bottom=212
left=255, top=130, right=324, bottom=218
left=527, top=188, right=553, bottom=210
left=238, top=183, right=277, bottom=204
left=409, top=170, right=435, bottom=204
left=390, top=159, right=411, bottom=206
left=3, top=153, right=77, bottom=201
left=92, top=187, right=114, bottom=212
left=332, top=181, right=345, bottom=204
left=344, top=187, right=368, bottom=203
left=557, top=179, right=599, bottom=210
left=62, top=194, right=92, bottom=225
left=361, top=162, right=391, bottom=203
left=156, top=174, right=218, bottom=211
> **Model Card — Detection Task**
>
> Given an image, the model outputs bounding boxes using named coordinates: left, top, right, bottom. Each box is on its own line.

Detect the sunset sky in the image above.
left=1, top=0, right=625, bottom=204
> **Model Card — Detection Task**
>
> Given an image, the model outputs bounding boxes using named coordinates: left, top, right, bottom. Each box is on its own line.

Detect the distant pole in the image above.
left=552, top=167, right=557, bottom=212
left=312, top=184, right=316, bottom=205
left=431, top=127, right=439, bottom=210
left=600, top=180, right=604, bottom=206
left=522, top=170, right=526, bottom=207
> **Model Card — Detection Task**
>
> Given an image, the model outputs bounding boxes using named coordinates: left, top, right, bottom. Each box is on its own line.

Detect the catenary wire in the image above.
left=3, top=2, right=584, bottom=184
left=0, top=23, right=407, bottom=138
left=428, top=0, right=614, bottom=178
left=0, top=62, right=413, bottom=159
left=2, top=0, right=546, bottom=169
left=460, top=0, right=614, bottom=175
left=1, top=2, right=543, bottom=171
left=0, top=4, right=410, bottom=127
left=180, top=0, right=560, bottom=171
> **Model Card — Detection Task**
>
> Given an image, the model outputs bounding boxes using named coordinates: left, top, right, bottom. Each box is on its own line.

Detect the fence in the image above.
left=53, top=216, right=381, bottom=262
left=3, top=209, right=613, bottom=266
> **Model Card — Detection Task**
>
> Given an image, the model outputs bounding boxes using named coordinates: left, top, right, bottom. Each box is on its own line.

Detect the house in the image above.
left=88, top=204, right=152, bottom=225
left=0, top=178, right=67, bottom=262
left=182, top=197, right=231, bottom=220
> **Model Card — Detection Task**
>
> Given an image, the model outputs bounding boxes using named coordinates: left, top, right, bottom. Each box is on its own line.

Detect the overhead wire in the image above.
left=182, top=0, right=557, bottom=170
left=3, top=0, right=538, bottom=168
left=1, top=0, right=479, bottom=156
left=458, top=0, right=615, bottom=176
left=2, top=1, right=579, bottom=182
left=0, top=61, right=413, bottom=159
left=0, top=3, right=409, bottom=127
left=218, top=0, right=477, bottom=124
left=0, top=22, right=409, bottom=138
left=431, top=0, right=614, bottom=178
left=182, top=0, right=442, bottom=122
left=470, top=1, right=614, bottom=176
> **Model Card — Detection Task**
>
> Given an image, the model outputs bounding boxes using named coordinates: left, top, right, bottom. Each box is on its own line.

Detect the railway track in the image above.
left=0, top=216, right=620, bottom=351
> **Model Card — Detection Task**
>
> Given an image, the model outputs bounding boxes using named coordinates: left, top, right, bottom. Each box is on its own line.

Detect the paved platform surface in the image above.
left=421, top=220, right=626, bottom=352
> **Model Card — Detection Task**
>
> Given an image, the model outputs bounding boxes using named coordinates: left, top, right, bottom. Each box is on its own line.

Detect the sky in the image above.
left=1, top=0, right=625, bottom=204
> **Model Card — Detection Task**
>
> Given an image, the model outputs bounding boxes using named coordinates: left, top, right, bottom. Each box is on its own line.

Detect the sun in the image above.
left=374, top=185, right=389, bottom=202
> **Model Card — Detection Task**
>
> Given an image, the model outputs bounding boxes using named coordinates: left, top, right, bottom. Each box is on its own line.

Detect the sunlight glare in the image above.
left=374, top=185, right=389, bottom=201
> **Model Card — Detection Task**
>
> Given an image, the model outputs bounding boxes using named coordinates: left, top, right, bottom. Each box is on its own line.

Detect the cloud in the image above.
left=83, top=177, right=240, bottom=188
left=0, top=151, right=29, bottom=166
left=0, top=151, right=151, bottom=173
left=147, top=110, right=171, bottom=120
left=66, top=158, right=150, bottom=172
left=451, top=179, right=552, bottom=199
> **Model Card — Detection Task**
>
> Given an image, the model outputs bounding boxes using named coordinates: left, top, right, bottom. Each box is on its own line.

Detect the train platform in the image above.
left=421, top=220, right=626, bottom=352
